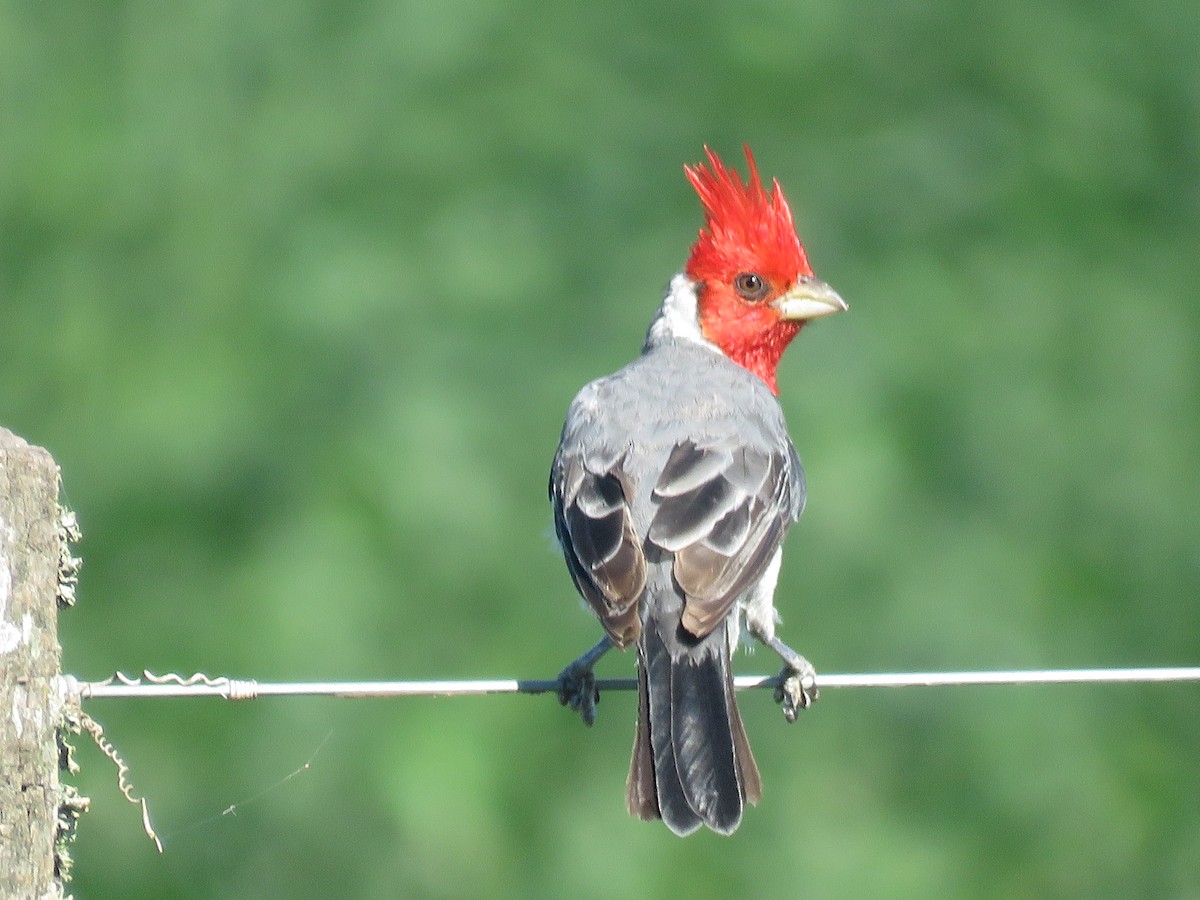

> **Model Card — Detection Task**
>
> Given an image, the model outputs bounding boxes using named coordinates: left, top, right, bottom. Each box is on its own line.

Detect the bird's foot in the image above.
left=555, top=635, right=613, bottom=727
left=557, top=658, right=600, bottom=726
left=765, top=637, right=819, bottom=723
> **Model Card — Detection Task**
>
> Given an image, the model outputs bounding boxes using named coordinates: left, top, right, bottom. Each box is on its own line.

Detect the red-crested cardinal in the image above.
left=550, top=146, right=846, bottom=835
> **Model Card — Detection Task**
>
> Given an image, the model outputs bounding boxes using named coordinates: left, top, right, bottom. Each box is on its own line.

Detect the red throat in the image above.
left=697, top=289, right=801, bottom=394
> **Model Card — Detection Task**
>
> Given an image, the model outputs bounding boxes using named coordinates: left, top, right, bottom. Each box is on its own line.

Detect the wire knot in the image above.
left=223, top=679, right=259, bottom=701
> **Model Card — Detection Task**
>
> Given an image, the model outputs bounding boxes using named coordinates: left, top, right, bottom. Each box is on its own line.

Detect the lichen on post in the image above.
left=0, top=427, right=68, bottom=898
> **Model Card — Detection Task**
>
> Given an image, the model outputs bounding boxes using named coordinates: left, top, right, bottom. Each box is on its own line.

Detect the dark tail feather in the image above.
left=625, top=658, right=661, bottom=821
left=727, top=669, right=762, bottom=807
left=638, top=624, right=700, bottom=835
left=625, top=623, right=760, bottom=835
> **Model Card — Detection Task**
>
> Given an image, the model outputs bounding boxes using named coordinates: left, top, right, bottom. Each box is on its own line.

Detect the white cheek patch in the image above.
left=643, top=274, right=721, bottom=352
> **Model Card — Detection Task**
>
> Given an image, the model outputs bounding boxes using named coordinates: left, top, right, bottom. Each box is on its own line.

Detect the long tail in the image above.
left=626, top=618, right=762, bottom=835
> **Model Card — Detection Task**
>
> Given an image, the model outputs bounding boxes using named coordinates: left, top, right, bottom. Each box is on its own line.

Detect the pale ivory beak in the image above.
left=772, top=276, right=848, bottom=321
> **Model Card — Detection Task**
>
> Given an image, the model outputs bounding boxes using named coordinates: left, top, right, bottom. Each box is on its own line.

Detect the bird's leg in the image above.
left=747, top=620, right=819, bottom=723
left=764, top=635, right=819, bottom=723
left=556, top=634, right=614, bottom=727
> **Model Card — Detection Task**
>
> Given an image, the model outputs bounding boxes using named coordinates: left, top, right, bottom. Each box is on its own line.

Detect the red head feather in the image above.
left=684, top=146, right=812, bottom=287
left=679, top=146, right=818, bottom=394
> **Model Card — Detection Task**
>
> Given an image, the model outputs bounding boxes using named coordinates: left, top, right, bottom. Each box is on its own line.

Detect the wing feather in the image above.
left=648, top=441, right=803, bottom=639
left=653, top=443, right=734, bottom=497
left=551, top=448, right=646, bottom=647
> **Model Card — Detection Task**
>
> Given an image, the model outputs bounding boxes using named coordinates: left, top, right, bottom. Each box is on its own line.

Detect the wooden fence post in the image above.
left=0, top=427, right=66, bottom=898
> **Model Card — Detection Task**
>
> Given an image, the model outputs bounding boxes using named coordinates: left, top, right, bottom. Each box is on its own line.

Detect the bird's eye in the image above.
left=733, top=272, right=769, bottom=301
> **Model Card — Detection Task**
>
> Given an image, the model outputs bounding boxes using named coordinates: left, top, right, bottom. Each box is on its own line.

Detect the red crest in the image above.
left=684, top=146, right=812, bottom=286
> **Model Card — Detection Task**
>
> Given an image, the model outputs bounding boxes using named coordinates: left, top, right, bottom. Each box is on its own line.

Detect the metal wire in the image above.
left=60, top=666, right=1200, bottom=701
left=75, top=711, right=163, bottom=853
left=55, top=665, right=1199, bottom=857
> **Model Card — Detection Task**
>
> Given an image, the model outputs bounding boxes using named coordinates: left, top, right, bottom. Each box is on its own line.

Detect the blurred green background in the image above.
left=3, top=1, right=1199, bottom=897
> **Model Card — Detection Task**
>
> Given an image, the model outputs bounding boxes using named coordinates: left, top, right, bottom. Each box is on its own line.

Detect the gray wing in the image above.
left=550, top=435, right=646, bottom=647
left=647, top=438, right=804, bottom=638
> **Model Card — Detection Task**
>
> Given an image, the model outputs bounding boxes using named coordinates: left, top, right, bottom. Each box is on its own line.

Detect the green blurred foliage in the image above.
left=3, top=0, right=1199, bottom=897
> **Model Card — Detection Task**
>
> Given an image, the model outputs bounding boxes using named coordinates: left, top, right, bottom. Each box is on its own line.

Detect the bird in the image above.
left=549, top=145, right=846, bottom=836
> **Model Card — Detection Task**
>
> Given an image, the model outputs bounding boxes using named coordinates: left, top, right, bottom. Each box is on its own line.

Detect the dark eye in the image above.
left=733, top=272, right=769, bottom=301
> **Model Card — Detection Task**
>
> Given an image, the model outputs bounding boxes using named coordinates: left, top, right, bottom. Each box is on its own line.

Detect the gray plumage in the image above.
left=550, top=292, right=806, bottom=835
